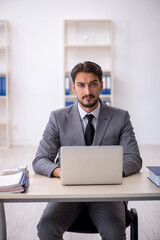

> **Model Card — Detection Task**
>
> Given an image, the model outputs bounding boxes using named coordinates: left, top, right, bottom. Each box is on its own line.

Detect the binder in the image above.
left=101, top=74, right=111, bottom=95
left=0, top=76, right=6, bottom=96
left=65, top=101, right=74, bottom=107
left=103, top=100, right=111, bottom=105
left=147, top=166, right=160, bottom=187
left=65, top=75, right=70, bottom=95
left=0, top=77, right=2, bottom=95
left=0, top=171, right=29, bottom=193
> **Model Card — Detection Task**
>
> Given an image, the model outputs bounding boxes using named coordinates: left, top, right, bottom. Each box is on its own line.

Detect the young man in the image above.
left=32, top=61, right=142, bottom=240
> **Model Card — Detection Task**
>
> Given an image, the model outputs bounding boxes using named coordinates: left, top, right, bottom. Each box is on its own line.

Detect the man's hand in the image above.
left=52, top=167, right=61, bottom=178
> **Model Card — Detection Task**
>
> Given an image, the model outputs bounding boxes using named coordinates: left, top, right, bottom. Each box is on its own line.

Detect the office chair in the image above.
left=67, top=206, right=138, bottom=240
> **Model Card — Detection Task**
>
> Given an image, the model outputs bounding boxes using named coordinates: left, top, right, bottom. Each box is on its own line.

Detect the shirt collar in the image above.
left=78, top=101, right=101, bottom=120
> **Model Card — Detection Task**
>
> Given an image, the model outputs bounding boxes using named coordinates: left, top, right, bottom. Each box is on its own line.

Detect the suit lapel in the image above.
left=66, top=102, right=112, bottom=146
left=93, top=104, right=112, bottom=145
left=66, top=102, right=86, bottom=145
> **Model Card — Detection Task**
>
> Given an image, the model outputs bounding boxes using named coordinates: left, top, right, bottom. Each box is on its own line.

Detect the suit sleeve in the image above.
left=32, top=112, right=60, bottom=177
left=119, top=111, right=142, bottom=177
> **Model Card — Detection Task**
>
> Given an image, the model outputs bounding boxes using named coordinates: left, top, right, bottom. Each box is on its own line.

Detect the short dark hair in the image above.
left=71, top=61, right=103, bottom=84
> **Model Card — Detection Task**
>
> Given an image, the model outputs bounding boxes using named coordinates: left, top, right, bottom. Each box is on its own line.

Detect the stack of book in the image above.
left=147, top=166, right=160, bottom=187
left=0, top=171, right=29, bottom=193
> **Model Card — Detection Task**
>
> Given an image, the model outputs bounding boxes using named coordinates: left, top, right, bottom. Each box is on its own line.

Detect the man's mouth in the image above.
left=82, top=94, right=95, bottom=100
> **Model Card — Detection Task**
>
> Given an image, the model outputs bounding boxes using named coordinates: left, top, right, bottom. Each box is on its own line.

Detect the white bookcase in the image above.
left=0, top=21, right=9, bottom=147
left=64, top=19, right=114, bottom=107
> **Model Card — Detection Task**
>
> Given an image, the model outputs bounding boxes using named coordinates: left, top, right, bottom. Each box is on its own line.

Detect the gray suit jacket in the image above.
left=32, top=101, right=142, bottom=178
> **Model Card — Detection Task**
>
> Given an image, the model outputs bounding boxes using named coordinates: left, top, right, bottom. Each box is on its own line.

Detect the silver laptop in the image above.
left=60, top=146, right=123, bottom=185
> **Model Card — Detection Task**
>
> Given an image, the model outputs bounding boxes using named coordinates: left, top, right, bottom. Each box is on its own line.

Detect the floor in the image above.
left=0, top=145, right=160, bottom=240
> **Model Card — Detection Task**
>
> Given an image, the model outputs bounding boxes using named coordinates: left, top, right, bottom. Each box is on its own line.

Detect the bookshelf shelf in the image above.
left=0, top=20, right=9, bottom=147
left=0, top=122, right=8, bottom=125
left=63, top=19, right=114, bottom=107
left=65, top=44, right=112, bottom=48
left=0, top=96, right=8, bottom=99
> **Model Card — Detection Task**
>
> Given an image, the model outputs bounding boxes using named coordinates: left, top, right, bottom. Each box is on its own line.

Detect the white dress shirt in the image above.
left=78, top=101, right=100, bottom=132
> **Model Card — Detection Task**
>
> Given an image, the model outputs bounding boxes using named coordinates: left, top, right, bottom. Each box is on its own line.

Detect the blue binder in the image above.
left=65, top=75, right=70, bottom=95
left=0, top=76, right=6, bottom=96
left=101, top=74, right=111, bottom=95
left=65, top=101, right=74, bottom=107
left=147, top=166, right=160, bottom=187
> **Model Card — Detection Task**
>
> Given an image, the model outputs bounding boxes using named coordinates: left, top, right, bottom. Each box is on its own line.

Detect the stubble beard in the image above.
left=78, top=95, right=99, bottom=108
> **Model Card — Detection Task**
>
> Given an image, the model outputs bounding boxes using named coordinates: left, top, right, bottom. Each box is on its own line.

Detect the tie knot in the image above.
left=86, top=114, right=94, bottom=123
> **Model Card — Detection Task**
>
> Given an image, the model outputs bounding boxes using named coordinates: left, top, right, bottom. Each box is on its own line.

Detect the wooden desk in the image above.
left=0, top=171, right=160, bottom=240
left=1, top=171, right=160, bottom=202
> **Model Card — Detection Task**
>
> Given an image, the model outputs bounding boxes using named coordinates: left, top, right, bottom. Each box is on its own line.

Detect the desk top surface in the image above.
left=0, top=171, right=160, bottom=202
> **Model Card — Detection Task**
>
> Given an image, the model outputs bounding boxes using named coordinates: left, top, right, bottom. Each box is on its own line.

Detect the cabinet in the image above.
left=64, top=20, right=114, bottom=107
left=0, top=21, right=9, bottom=147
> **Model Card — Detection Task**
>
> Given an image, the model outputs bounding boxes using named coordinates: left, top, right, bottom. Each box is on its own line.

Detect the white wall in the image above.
left=0, top=0, right=160, bottom=145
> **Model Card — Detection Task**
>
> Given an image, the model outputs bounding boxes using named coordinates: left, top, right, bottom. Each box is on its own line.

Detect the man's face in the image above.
left=72, top=72, right=103, bottom=113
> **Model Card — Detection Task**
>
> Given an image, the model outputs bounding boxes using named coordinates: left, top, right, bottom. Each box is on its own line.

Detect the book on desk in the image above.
left=0, top=171, right=29, bottom=193
left=147, top=166, right=160, bottom=187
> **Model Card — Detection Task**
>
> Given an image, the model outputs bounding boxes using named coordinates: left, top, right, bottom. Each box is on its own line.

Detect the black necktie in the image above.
left=85, top=114, right=95, bottom=146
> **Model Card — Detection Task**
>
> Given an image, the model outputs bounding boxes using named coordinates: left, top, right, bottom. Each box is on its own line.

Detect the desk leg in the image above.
left=0, top=202, right=7, bottom=240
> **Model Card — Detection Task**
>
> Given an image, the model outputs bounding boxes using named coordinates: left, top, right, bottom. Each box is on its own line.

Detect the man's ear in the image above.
left=100, top=81, right=103, bottom=92
left=72, top=83, right=76, bottom=93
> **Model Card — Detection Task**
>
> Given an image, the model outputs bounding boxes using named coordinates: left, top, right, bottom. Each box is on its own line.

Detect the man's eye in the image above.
left=90, top=82, right=97, bottom=86
left=78, top=83, right=85, bottom=87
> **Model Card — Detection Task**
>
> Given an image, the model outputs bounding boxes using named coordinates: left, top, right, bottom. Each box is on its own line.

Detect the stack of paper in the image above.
left=147, top=166, right=160, bottom=187
left=0, top=171, right=29, bottom=193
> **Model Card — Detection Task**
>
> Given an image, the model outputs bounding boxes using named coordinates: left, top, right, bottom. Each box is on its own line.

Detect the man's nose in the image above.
left=84, top=85, right=91, bottom=95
